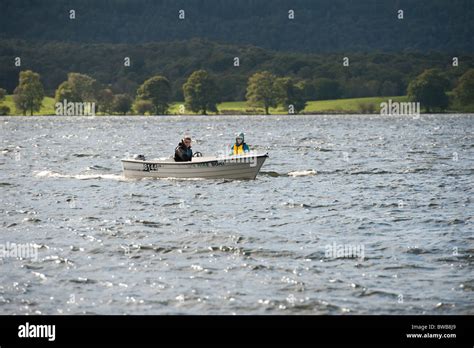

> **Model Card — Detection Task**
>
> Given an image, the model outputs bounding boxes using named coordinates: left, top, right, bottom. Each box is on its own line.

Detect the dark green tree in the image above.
left=183, top=70, right=219, bottom=115
left=97, top=88, right=115, bottom=114
left=246, top=71, right=278, bottom=115
left=55, top=72, right=99, bottom=103
left=112, top=94, right=133, bottom=114
left=13, top=70, right=44, bottom=115
left=136, top=76, right=171, bottom=115
left=134, top=99, right=155, bottom=115
left=407, top=69, right=449, bottom=112
left=453, top=69, right=474, bottom=106
left=275, top=77, right=307, bottom=114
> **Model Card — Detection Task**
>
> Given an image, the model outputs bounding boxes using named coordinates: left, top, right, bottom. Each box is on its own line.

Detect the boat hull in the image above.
left=121, top=153, right=268, bottom=180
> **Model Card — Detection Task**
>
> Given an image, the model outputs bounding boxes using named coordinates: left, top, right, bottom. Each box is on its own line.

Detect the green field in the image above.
left=0, top=95, right=56, bottom=115
left=1, top=95, right=409, bottom=115
left=304, top=96, right=409, bottom=113
left=170, top=96, right=409, bottom=115
left=218, top=96, right=409, bottom=114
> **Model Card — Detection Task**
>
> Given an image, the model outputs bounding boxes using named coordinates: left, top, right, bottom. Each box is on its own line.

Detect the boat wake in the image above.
left=34, top=170, right=126, bottom=181
left=260, top=169, right=317, bottom=177
left=34, top=170, right=206, bottom=182
left=287, top=169, right=317, bottom=177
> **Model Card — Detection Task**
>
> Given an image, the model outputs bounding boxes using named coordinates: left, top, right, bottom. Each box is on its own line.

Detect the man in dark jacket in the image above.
left=174, top=135, right=193, bottom=162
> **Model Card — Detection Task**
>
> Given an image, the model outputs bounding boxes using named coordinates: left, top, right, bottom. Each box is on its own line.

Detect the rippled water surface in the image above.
left=0, top=115, right=473, bottom=314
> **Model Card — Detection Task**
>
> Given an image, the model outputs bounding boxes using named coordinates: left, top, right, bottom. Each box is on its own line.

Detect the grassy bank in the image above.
left=1, top=95, right=56, bottom=116
left=1, top=95, right=458, bottom=115
left=215, top=96, right=410, bottom=114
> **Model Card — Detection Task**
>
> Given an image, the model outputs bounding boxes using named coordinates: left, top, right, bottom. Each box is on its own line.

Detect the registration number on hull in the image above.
left=143, top=163, right=159, bottom=171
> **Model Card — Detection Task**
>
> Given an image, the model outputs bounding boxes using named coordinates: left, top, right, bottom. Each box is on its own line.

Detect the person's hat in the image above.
left=235, top=132, right=244, bottom=142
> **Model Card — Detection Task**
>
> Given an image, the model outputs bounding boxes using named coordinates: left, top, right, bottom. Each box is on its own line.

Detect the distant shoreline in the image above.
left=1, top=95, right=472, bottom=116
left=2, top=113, right=473, bottom=117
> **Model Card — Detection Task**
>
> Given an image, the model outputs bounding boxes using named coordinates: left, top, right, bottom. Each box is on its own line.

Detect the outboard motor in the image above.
left=132, top=154, right=146, bottom=161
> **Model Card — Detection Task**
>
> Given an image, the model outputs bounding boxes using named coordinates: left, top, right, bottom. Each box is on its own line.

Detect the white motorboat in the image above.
left=121, top=152, right=268, bottom=180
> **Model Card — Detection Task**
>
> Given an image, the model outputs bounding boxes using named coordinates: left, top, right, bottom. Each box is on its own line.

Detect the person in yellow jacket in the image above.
left=231, top=132, right=250, bottom=155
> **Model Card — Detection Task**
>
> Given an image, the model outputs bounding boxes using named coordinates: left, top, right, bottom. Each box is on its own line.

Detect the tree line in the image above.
left=2, top=67, right=473, bottom=115
left=2, top=39, right=473, bottom=103
left=1, top=69, right=307, bottom=115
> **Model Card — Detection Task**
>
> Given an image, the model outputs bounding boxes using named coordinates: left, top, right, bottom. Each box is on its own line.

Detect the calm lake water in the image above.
left=0, top=114, right=473, bottom=314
